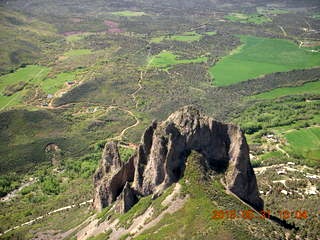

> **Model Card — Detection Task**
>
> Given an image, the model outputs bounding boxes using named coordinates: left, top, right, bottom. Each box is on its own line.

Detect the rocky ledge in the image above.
left=93, top=106, right=263, bottom=213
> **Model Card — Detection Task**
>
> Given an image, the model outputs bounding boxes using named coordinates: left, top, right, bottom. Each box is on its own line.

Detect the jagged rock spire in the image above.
left=93, top=106, right=263, bottom=213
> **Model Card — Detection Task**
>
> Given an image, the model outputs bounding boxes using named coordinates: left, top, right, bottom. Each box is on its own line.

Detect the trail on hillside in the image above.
left=1, top=179, right=37, bottom=202
left=276, top=144, right=290, bottom=158
left=0, top=200, right=93, bottom=236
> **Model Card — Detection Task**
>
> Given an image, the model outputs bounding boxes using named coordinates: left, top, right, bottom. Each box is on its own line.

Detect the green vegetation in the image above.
left=225, top=13, right=271, bottom=24
left=0, top=65, right=50, bottom=109
left=151, top=31, right=202, bottom=43
left=0, top=173, right=20, bottom=197
left=312, top=13, right=320, bottom=19
left=41, top=71, right=77, bottom=94
left=65, top=33, right=95, bottom=43
left=134, top=151, right=278, bottom=240
left=205, top=31, right=217, bottom=36
left=210, top=36, right=320, bottom=86
left=0, top=65, right=50, bottom=92
left=0, top=161, right=94, bottom=235
left=285, top=127, right=320, bottom=160
left=234, top=95, right=320, bottom=167
left=66, top=34, right=85, bottom=43
left=1, top=1, right=320, bottom=239
left=149, top=51, right=207, bottom=69
left=118, top=146, right=135, bottom=162
left=0, top=65, right=81, bottom=109
left=64, top=49, right=93, bottom=57
left=111, top=11, right=146, bottom=17
left=0, top=8, right=59, bottom=74
left=235, top=97, right=320, bottom=138
left=40, top=175, right=62, bottom=195
left=151, top=31, right=216, bottom=43
left=63, top=152, right=100, bottom=179
left=118, top=195, right=153, bottom=228
left=256, top=7, right=289, bottom=15
left=251, top=81, right=320, bottom=99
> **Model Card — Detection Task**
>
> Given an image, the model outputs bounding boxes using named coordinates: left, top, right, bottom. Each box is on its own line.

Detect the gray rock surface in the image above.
left=93, top=106, right=263, bottom=212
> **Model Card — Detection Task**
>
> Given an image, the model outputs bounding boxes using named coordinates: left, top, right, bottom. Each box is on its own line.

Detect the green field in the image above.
left=41, top=72, right=77, bottom=94
left=210, top=36, right=320, bottom=86
left=225, top=13, right=272, bottom=24
left=0, top=65, right=50, bottom=109
left=252, top=81, right=320, bottom=99
left=148, top=51, right=207, bottom=69
left=111, top=11, right=146, bottom=17
left=151, top=31, right=202, bottom=43
left=285, top=127, right=320, bottom=160
left=0, top=65, right=80, bottom=109
left=64, top=49, right=93, bottom=57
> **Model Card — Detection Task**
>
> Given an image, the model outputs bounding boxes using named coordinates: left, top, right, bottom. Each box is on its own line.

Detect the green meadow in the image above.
left=225, top=13, right=271, bottom=24
left=210, top=35, right=320, bottom=86
left=0, top=65, right=79, bottom=109
left=41, top=72, right=77, bottom=94
left=148, top=51, right=207, bottom=69
left=252, top=81, right=320, bottom=99
left=0, top=65, right=50, bottom=109
left=151, top=31, right=208, bottom=43
left=285, top=127, right=320, bottom=160
left=111, top=11, right=146, bottom=17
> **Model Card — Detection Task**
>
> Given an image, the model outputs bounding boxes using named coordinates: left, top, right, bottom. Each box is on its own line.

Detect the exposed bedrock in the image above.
left=93, top=106, right=263, bottom=213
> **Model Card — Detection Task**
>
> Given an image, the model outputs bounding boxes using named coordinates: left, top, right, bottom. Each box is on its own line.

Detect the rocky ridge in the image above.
left=93, top=106, right=263, bottom=213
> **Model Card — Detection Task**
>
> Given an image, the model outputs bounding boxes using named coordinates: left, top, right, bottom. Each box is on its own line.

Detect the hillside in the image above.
left=0, top=0, right=319, bottom=239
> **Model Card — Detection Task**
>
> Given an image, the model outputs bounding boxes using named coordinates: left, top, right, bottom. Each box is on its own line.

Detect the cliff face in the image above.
left=93, top=106, right=263, bottom=213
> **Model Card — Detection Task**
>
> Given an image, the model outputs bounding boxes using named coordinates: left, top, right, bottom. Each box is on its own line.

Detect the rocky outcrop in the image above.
left=93, top=106, right=263, bottom=213
left=93, top=142, right=135, bottom=212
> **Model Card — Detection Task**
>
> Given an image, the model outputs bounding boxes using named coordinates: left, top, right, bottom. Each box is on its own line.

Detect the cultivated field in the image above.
left=210, top=36, right=320, bottom=86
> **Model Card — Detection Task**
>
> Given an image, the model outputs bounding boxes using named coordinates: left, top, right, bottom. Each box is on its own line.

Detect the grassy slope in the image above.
left=251, top=80, right=320, bottom=99
left=0, top=106, right=136, bottom=174
left=210, top=36, right=320, bottom=86
left=134, top=152, right=280, bottom=240
left=285, top=127, right=320, bottom=160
